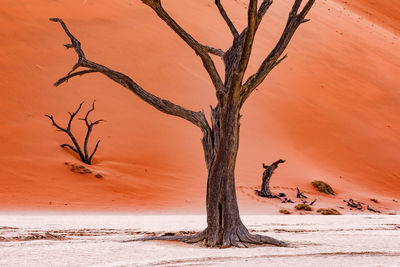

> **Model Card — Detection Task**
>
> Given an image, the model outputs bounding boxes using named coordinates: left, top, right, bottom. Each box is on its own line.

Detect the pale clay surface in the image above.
left=0, top=215, right=399, bottom=266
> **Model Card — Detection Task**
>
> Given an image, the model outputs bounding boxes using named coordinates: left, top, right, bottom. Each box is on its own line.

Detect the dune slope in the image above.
left=0, top=0, right=399, bottom=212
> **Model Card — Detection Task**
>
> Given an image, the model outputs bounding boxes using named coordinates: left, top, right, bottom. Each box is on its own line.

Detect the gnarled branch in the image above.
left=50, top=18, right=211, bottom=133
left=141, top=0, right=225, bottom=95
left=257, top=159, right=285, bottom=198
left=46, top=101, right=104, bottom=165
left=215, top=0, right=239, bottom=39
left=228, top=0, right=258, bottom=93
left=240, top=0, right=315, bottom=106
left=79, top=101, right=105, bottom=163
left=257, top=0, right=273, bottom=23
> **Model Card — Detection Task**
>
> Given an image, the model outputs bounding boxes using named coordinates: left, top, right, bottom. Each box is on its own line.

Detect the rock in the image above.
left=311, top=180, right=335, bottom=195
left=317, top=208, right=341, bottom=215
left=279, top=208, right=291, bottom=214
left=295, top=203, right=312, bottom=211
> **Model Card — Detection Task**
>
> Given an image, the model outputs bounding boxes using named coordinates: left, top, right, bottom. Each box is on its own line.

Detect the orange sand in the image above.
left=0, top=0, right=399, bottom=213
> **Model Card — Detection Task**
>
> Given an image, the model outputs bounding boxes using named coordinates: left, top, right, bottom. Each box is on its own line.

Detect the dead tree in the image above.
left=257, top=159, right=285, bottom=198
left=50, top=0, right=315, bottom=247
left=46, top=101, right=104, bottom=165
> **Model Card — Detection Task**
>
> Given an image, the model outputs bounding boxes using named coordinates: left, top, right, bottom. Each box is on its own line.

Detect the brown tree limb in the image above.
left=54, top=70, right=99, bottom=86
left=228, top=0, right=258, bottom=93
left=204, top=45, right=225, bottom=57
left=257, top=0, right=273, bottom=23
left=79, top=101, right=105, bottom=163
left=240, top=0, right=315, bottom=106
left=60, top=144, right=78, bottom=153
left=221, top=0, right=273, bottom=95
left=215, top=0, right=239, bottom=39
left=50, top=18, right=211, bottom=133
left=46, top=103, right=86, bottom=163
left=140, top=0, right=225, bottom=95
left=89, top=140, right=101, bottom=162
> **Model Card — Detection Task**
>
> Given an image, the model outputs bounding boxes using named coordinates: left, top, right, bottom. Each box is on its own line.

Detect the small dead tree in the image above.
left=257, top=159, right=285, bottom=198
left=50, top=0, right=315, bottom=247
left=46, top=101, right=104, bottom=165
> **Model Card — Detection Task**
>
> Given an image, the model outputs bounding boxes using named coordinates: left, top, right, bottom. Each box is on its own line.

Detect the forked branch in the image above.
left=141, top=0, right=225, bottom=95
left=46, top=101, right=104, bottom=165
left=50, top=18, right=211, bottom=133
left=215, top=0, right=239, bottom=39
left=241, top=0, right=315, bottom=106
left=228, top=0, right=258, bottom=92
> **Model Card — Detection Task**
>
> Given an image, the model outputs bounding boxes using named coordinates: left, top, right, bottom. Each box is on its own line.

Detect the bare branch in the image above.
left=45, top=109, right=86, bottom=162
left=204, top=45, right=224, bottom=57
left=215, top=0, right=239, bottom=39
left=81, top=100, right=96, bottom=127
left=49, top=18, right=85, bottom=62
left=50, top=18, right=211, bottom=132
left=256, top=0, right=273, bottom=27
left=54, top=70, right=99, bottom=86
left=258, top=0, right=273, bottom=17
left=45, top=115, right=67, bottom=133
left=240, top=0, right=315, bottom=106
left=67, top=102, right=84, bottom=130
left=60, top=144, right=78, bottom=153
left=228, top=0, right=258, bottom=92
left=46, top=102, right=104, bottom=165
left=81, top=101, right=104, bottom=161
left=272, top=54, right=288, bottom=68
left=140, top=1, right=225, bottom=95
left=88, top=140, right=100, bottom=162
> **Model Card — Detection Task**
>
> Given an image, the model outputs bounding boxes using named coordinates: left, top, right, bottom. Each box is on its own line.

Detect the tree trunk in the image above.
left=198, top=103, right=286, bottom=247
left=204, top=104, right=243, bottom=247
left=258, top=170, right=274, bottom=198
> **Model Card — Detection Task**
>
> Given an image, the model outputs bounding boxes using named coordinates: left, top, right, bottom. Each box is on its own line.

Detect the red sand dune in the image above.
left=337, top=0, right=400, bottom=35
left=0, top=0, right=399, bottom=213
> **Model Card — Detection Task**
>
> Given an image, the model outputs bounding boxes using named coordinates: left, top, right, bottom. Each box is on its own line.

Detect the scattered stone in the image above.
left=295, top=203, right=312, bottom=211
left=317, top=208, right=342, bottom=215
left=278, top=193, right=286, bottom=198
left=370, top=198, right=379, bottom=203
left=309, top=199, right=317, bottom=206
left=311, top=180, right=335, bottom=195
left=65, top=162, right=92, bottom=174
left=344, top=198, right=362, bottom=210
left=392, top=199, right=399, bottom=203
left=279, top=208, right=291, bottom=215
left=94, top=173, right=103, bottom=179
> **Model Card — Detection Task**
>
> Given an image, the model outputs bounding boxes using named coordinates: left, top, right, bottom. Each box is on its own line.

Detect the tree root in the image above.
left=123, top=226, right=289, bottom=248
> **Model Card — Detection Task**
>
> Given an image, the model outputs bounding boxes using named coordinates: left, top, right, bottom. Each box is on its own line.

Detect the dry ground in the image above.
left=0, top=214, right=399, bottom=266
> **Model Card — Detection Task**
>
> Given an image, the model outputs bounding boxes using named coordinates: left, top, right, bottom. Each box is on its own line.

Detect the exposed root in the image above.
left=123, top=226, right=289, bottom=248
left=123, top=229, right=207, bottom=243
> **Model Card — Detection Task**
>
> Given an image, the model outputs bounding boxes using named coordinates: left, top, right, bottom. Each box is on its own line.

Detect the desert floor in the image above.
left=1, top=214, right=399, bottom=266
